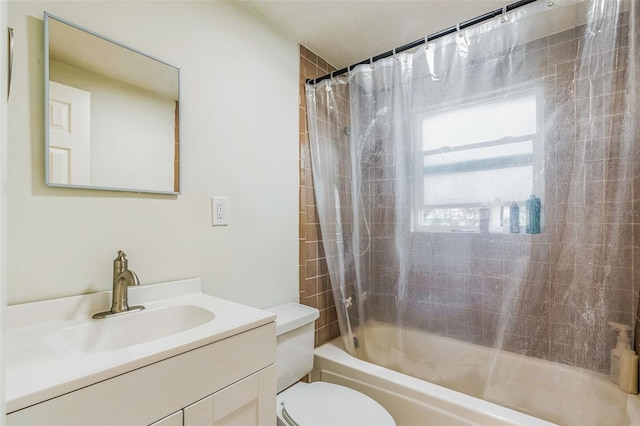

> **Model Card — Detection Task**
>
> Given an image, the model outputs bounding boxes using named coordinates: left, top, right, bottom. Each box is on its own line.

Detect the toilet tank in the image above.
left=265, top=303, right=319, bottom=392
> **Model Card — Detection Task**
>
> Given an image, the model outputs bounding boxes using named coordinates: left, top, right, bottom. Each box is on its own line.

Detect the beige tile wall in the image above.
left=299, top=46, right=340, bottom=346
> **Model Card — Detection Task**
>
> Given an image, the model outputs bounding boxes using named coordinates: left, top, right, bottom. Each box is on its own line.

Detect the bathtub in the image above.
left=311, top=323, right=640, bottom=425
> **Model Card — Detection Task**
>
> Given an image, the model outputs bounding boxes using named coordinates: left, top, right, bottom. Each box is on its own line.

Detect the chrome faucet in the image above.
left=92, top=250, right=145, bottom=319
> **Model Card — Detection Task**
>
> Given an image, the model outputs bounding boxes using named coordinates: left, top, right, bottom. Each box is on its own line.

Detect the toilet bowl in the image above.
left=265, top=303, right=395, bottom=426
left=276, top=382, right=395, bottom=426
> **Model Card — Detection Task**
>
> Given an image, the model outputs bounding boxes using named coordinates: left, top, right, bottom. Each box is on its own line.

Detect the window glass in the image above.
left=416, top=90, right=542, bottom=233
left=421, top=93, right=538, bottom=150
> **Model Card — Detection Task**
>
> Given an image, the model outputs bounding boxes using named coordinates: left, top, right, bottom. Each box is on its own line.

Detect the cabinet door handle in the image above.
left=8, top=27, right=13, bottom=101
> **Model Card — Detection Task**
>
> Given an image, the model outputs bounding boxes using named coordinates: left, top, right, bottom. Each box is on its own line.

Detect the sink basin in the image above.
left=52, top=304, right=215, bottom=354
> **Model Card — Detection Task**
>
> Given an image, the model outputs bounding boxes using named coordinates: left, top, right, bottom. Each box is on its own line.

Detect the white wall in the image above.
left=7, top=0, right=300, bottom=308
left=1, top=0, right=9, bottom=419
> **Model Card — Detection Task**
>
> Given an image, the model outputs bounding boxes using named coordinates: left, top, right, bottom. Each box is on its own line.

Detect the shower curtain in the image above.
left=306, top=0, right=638, bottom=422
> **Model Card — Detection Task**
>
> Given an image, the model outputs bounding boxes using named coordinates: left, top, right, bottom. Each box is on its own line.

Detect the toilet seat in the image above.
left=281, top=382, right=395, bottom=426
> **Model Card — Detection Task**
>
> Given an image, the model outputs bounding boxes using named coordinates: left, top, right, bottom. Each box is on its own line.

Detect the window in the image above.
left=415, top=89, right=543, bottom=233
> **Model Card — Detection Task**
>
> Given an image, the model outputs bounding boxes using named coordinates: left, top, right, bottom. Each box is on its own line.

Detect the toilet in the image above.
left=266, top=303, right=395, bottom=426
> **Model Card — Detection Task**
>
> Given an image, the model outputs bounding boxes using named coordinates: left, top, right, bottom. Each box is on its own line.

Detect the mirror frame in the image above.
left=44, top=12, right=181, bottom=195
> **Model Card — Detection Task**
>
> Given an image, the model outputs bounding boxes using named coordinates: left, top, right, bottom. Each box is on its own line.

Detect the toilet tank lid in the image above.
left=264, top=303, right=320, bottom=336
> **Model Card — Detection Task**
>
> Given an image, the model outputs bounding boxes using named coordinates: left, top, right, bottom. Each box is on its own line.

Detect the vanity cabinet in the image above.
left=7, top=323, right=276, bottom=426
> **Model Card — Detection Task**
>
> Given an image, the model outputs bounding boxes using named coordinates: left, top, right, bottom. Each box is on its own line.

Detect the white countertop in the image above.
left=6, top=278, right=275, bottom=413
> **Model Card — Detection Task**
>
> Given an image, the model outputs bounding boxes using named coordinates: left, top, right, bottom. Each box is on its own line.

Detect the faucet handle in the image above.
left=114, top=250, right=128, bottom=270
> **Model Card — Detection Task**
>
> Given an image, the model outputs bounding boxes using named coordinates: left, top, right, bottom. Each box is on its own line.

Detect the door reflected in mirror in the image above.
left=45, top=13, right=180, bottom=194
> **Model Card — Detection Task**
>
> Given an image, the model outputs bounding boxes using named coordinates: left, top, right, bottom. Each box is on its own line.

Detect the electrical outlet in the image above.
left=211, top=197, right=229, bottom=226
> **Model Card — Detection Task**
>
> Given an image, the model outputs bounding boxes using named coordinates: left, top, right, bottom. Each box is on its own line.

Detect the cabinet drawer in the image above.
left=7, top=323, right=275, bottom=426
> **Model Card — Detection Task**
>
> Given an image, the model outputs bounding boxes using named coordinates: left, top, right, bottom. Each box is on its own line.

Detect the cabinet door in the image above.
left=184, top=394, right=214, bottom=425
left=150, top=411, right=183, bottom=426
left=213, top=373, right=259, bottom=426
left=184, top=365, right=275, bottom=426
left=256, top=364, right=276, bottom=426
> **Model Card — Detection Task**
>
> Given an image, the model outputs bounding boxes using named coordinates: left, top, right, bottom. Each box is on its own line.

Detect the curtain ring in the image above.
left=456, top=23, right=463, bottom=37
left=370, top=57, right=374, bottom=69
left=500, top=6, right=508, bottom=23
left=330, top=71, right=335, bottom=79
left=424, top=36, right=429, bottom=51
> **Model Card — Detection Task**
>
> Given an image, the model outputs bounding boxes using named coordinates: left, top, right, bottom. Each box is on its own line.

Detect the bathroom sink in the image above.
left=6, top=278, right=276, bottom=414
left=53, top=304, right=215, bottom=354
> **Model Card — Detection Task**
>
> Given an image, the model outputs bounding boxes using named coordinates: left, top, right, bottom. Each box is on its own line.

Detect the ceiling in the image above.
left=239, top=0, right=510, bottom=69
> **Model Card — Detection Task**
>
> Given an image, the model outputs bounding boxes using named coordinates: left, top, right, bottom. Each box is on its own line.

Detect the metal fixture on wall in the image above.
left=7, top=27, right=13, bottom=100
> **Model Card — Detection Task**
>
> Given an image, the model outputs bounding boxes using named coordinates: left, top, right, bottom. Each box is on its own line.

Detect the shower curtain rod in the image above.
left=306, top=0, right=540, bottom=85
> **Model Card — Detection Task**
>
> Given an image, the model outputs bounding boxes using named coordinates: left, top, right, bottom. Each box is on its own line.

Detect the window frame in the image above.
left=413, top=84, right=545, bottom=233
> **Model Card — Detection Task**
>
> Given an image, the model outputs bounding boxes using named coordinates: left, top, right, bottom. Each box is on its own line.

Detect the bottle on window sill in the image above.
left=526, top=195, right=541, bottom=234
left=509, top=202, right=520, bottom=233
left=479, top=204, right=490, bottom=233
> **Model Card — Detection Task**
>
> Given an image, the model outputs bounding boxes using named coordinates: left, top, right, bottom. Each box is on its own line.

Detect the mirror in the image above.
left=44, top=13, right=180, bottom=194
